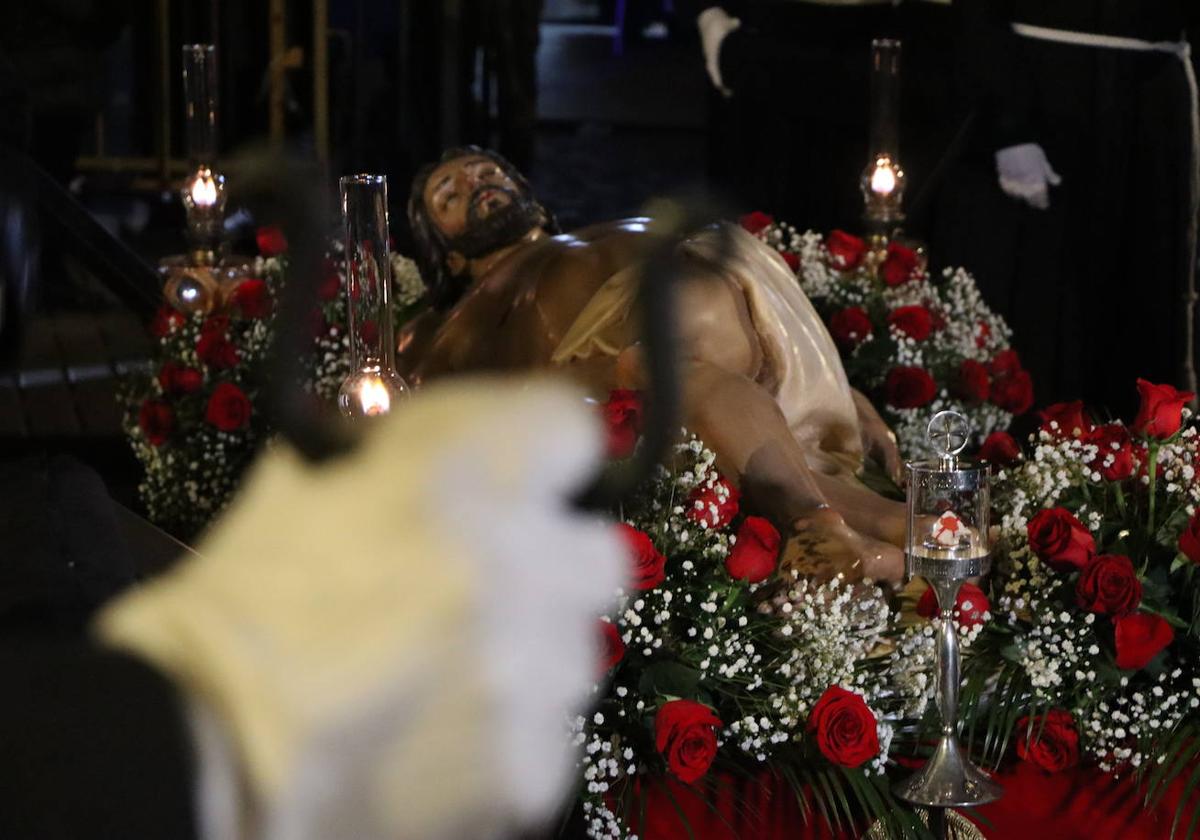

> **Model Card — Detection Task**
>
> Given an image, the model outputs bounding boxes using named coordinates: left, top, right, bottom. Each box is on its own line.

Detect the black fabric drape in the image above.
left=0, top=642, right=197, bottom=839
left=706, top=1, right=962, bottom=236
left=934, top=0, right=1200, bottom=417
left=0, top=455, right=137, bottom=637
left=0, top=457, right=196, bottom=835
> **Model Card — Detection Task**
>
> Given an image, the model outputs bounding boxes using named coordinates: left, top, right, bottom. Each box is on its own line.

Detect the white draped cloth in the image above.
left=552, top=223, right=863, bottom=475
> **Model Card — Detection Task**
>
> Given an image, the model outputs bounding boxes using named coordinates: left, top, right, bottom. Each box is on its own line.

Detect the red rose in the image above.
left=1026, top=507, right=1096, bottom=572
left=1087, top=424, right=1134, bottom=481
left=724, top=516, right=780, bottom=583
left=137, top=400, right=174, bottom=446
left=1016, top=710, right=1079, bottom=773
left=200, top=314, right=229, bottom=338
left=1039, top=401, right=1093, bottom=439
left=1075, top=554, right=1141, bottom=617
left=991, top=370, right=1034, bottom=415
left=655, top=699, right=722, bottom=784
left=1179, top=508, right=1200, bottom=564
left=598, top=620, right=625, bottom=673
left=618, top=523, right=666, bottom=590
left=602, top=389, right=643, bottom=459
left=230, top=278, right=272, bottom=319
left=827, top=229, right=867, bottom=271
left=1114, top=612, right=1174, bottom=670
left=955, top=360, right=990, bottom=403
left=196, top=332, right=240, bottom=369
left=319, top=258, right=342, bottom=301
left=884, top=366, right=937, bottom=409
left=887, top=305, right=934, bottom=341
left=975, top=321, right=991, bottom=349
left=686, top=475, right=740, bottom=529
left=256, top=225, right=288, bottom=257
left=916, top=582, right=990, bottom=629
left=828, top=307, right=874, bottom=350
left=739, top=211, right=774, bottom=236
left=150, top=305, right=185, bottom=338
left=978, top=431, right=1021, bottom=466
left=780, top=251, right=800, bottom=272
left=989, top=349, right=1022, bottom=378
left=204, top=382, right=252, bottom=432
left=158, top=362, right=203, bottom=395
left=1132, top=378, right=1195, bottom=439
left=880, top=241, right=919, bottom=287
left=806, top=686, right=880, bottom=768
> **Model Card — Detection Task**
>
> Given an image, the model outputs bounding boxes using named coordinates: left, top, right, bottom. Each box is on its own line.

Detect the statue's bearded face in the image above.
left=423, top=155, right=542, bottom=262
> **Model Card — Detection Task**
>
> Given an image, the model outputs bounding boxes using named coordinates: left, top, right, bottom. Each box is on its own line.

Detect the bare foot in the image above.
left=781, top=507, right=905, bottom=583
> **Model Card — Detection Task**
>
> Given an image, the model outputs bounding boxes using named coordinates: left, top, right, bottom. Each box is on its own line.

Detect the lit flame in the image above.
left=190, top=170, right=219, bottom=208
left=358, top=377, right=391, bottom=417
left=870, top=160, right=897, bottom=196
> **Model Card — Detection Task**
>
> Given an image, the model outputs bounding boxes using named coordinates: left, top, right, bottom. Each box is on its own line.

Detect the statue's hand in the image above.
left=852, top=389, right=903, bottom=486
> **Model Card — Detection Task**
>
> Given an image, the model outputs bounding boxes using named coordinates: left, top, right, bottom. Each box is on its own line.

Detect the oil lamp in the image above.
left=160, top=43, right=247, bottom=315
left=180, top=44, right=227, bottom=266
left=337, top=175, right=410, bottom=419
left=893, top=410, right=1003, bottom=811
left=861, top=39, right=907, bottom=240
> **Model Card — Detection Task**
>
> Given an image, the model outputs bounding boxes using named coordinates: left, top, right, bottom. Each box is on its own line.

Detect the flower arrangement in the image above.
left=578, top=391, right=944, bottom=839
left=122, top=227, right=426, bottom=539
left=960, top=380, right=1200, bottom=828
left=741, top=212, right=1031, bottom=458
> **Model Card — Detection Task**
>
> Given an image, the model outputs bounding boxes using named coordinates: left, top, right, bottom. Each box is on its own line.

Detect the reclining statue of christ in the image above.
left=398, top=146, right=908, bottom=582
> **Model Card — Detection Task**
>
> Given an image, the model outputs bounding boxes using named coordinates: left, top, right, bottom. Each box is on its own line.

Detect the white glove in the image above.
left=995, top=142, right=1062, bottom=210
left=97, top=377, right=623, bottom=840
left=697, top=6, right=741, bottom=96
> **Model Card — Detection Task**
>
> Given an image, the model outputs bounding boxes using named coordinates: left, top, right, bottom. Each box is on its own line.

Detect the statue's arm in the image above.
left=395, top=307, right=481, bottom=386
left=851, top=388, right=903, bottom=485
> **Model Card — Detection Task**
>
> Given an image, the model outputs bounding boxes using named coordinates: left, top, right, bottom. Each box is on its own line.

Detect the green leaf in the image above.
left=638, top=662, right=702, bottom=700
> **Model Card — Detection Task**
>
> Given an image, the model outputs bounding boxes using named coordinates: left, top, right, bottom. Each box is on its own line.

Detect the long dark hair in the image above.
left=407, top=146, right=558, bottom=310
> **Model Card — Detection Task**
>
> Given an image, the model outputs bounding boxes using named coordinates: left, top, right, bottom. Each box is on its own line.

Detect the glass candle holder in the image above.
left=860, top=39, right=906, bottom=230
left=181, top=44, right=226, bottom=264
left=905, top=461, right=990, bottom=581
left=337, top=175, right=410, bottom=419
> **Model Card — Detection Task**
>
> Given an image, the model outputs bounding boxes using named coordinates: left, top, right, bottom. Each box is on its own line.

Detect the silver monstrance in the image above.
left=893, top=411, right=1004, bottom=810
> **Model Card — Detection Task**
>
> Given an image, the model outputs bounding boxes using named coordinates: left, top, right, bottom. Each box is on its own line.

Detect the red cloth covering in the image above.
left=634, top=763, right=1197, bottom=839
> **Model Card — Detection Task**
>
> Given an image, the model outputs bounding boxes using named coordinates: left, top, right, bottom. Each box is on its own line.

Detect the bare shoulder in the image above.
left=531, top=219, right=656, bottom=284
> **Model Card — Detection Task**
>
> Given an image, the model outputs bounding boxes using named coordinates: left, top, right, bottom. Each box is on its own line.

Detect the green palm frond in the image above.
left=1132, top=720, right=1200, bottom=840
left=653, top=776, right=697, bottom=840
left=1141, top=722, right=1200, bottom=809
left=1171, top=760, right=1200, bottom=839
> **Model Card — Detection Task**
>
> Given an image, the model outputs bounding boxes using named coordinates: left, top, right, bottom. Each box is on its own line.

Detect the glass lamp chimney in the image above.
left=861, top=39, right=906, bottom=233
left=180, top=44, right=226, bottom=265
left=337, top=175, right=410, bottom=419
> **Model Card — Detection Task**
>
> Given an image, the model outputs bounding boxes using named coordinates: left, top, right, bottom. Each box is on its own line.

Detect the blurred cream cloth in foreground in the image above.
left=97, top=377, right=624, bottom=840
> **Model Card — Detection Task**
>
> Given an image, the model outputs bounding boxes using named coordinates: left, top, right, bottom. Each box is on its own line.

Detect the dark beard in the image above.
left=445, top=186, right=542, bottom=259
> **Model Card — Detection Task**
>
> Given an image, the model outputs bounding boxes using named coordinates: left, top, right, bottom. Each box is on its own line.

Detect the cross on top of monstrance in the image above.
left=926, top=409, right=970, bottom=467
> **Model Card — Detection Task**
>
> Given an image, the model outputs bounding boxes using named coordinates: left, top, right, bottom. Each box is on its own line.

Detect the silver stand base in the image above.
left=893, top=735, right=1003, bottom=808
